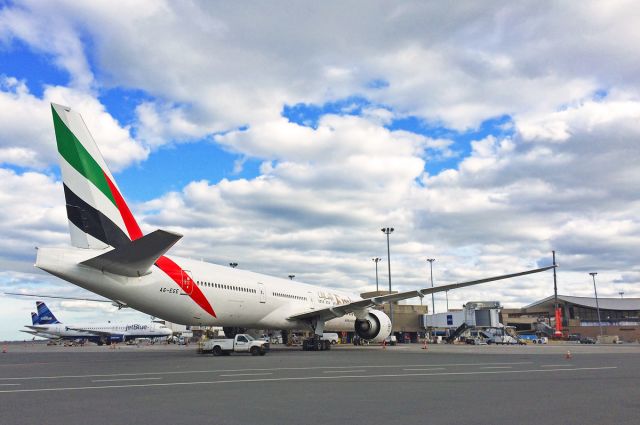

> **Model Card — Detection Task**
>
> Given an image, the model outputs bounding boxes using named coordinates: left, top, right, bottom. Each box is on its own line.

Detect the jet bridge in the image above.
left=420, top=301, right=502, bottom=329
left=421, top=301, right=503, bottom=342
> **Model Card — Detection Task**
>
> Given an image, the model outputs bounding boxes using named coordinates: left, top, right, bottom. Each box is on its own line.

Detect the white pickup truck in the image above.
left=200, top=334, right=269, bottom=356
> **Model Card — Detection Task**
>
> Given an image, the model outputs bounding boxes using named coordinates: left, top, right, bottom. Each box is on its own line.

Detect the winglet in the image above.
left=80, top=229, right=182, bottom=277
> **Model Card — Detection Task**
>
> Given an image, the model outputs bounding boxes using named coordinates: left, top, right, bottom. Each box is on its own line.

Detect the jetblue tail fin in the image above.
left=36, top=301, right=61, bottom=324
left=30, top=312, right=39, bottom=325
left=51, top=104, right=143, bottom=250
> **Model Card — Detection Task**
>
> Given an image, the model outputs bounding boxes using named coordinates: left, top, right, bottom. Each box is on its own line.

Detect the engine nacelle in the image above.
left=354, top=310, right=392, bottom=343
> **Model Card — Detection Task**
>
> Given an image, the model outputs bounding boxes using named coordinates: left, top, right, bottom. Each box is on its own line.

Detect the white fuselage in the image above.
left=28, top=322, right=172, bottom=340
left=36, top=246, right=358, bottom=331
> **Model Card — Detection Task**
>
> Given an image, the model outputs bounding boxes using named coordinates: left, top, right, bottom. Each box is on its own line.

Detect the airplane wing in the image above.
left=26, top=325, right=53, bottom=331
left=288, top=265, right=556, bottom=322
left=4, top=293, right=128, bottom=309
left=20, top=330, right=59, bottom=339
left=64, top=327, right=119, bottom=337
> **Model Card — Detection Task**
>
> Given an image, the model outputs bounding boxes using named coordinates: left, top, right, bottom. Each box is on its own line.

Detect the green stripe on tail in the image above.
left=51, top=105, right=116, bottom=206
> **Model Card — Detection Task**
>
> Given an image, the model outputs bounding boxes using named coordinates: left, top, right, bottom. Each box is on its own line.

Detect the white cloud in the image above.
left=5, top=1, right=634, bottom=138
left=0, top=76, right=149, bottom=172
left=0, top=2, right=94, bottom=89
left=0, top=169, right=67, bottom=269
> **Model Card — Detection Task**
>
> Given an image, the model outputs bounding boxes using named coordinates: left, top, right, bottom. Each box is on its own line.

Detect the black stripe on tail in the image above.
left=63, top=184, right=130, bottom=248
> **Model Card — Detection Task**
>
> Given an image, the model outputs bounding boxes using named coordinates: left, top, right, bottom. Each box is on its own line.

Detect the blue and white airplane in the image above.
left=24, top=302, right=173, bottom=345
left=20, top=306, right=61, bottom=339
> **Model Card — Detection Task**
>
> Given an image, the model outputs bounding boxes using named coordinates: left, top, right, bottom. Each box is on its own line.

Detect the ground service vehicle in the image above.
left=384, top=335, right=398, bottom=345
left=322, top=333, right=339, bottom=344
left=200, top=334, right=268, bottom=356
left=486, top=335, right=524, bottom=345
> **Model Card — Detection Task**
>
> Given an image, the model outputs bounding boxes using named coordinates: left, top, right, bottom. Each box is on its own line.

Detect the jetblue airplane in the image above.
left=20, top=307, right=60, bottom=339
left=34, top=104, right=555, bottom=344
left=24, top=301, right=172, bottom=345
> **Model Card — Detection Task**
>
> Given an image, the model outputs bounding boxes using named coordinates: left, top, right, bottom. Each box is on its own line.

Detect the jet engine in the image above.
left=354, top=310, right=392, bottom=343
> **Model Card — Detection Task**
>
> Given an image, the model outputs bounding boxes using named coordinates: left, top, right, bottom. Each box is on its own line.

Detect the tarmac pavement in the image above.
left=1, top=341, right=638, bottom=425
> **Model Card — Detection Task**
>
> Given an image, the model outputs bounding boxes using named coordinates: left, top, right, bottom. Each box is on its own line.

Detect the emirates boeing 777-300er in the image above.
left=35, top=104, right=555, bottom=344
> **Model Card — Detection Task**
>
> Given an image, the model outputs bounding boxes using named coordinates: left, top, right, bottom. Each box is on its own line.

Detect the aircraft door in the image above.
left=257, top=283, right=266, bottom=303
left=181, top=270, right=194, bottom=295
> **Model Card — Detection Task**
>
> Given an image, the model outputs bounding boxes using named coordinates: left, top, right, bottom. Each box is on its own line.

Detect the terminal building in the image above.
left=176, top=293, right=640, bottom=344
left=502, top=295, right=640, bottom=342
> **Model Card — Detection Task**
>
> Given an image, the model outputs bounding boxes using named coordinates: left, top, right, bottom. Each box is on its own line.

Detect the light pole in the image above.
left=552, top=250, right=562, bottom=337
left=229, top=262, right=238, bottom=268
left=372, top=258, right=382, bottom=292
left=381, top=227, right=394, bottom=324
left=589, top=272, right=603, bottom=337
left=288, top=274, right=295, bottom=280
left=445, top=290, right=449, bottom=311
left=427, top=258, right=435, bottom=315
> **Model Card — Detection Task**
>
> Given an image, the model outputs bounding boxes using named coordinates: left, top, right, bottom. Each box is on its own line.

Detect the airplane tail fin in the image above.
left=36, top=301, right=61, bottom=324
left=30, top=312, right=38, bottom=325
left=51, top=104, right=143, bottom=250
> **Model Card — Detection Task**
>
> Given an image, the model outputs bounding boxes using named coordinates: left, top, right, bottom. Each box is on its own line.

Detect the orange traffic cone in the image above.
left=422, top=340, right=428, bottom=350
left=565, top=350, right=572, bottom=359
left=382, top=340, right=387, bottom=350
left=2, top=344, right=7, bottom=353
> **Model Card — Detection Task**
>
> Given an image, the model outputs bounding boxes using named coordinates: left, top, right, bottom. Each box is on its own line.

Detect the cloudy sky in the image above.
left=1, top=1, right=638, bottom=340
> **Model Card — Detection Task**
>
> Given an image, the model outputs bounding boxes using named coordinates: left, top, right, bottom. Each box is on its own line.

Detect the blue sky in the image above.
left=0, top=40, right=68, bottom=96
left=117, top=143, right=264, bottom=201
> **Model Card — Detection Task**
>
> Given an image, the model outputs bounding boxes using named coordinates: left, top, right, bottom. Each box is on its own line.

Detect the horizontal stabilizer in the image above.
left=80, top=230, right=182, bottom=277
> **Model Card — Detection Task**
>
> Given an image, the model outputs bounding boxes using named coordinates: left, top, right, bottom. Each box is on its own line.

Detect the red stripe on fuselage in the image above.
left=104, top=172, right=216, bottom=318
left=155, top=256, right=217, bottom=318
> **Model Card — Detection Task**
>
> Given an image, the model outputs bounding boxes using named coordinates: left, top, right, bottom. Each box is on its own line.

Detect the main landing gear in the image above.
left=302, top=319, right=330, bottom=351
left=302, top=335, right=331, bottom=351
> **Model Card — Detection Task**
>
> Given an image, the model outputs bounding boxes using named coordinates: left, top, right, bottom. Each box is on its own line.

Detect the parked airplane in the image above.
left=25, top=302, right=173, bottom=345
left=34, top=104, right=555, bottom=346
left=19, top=309, right=59, bottom=339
